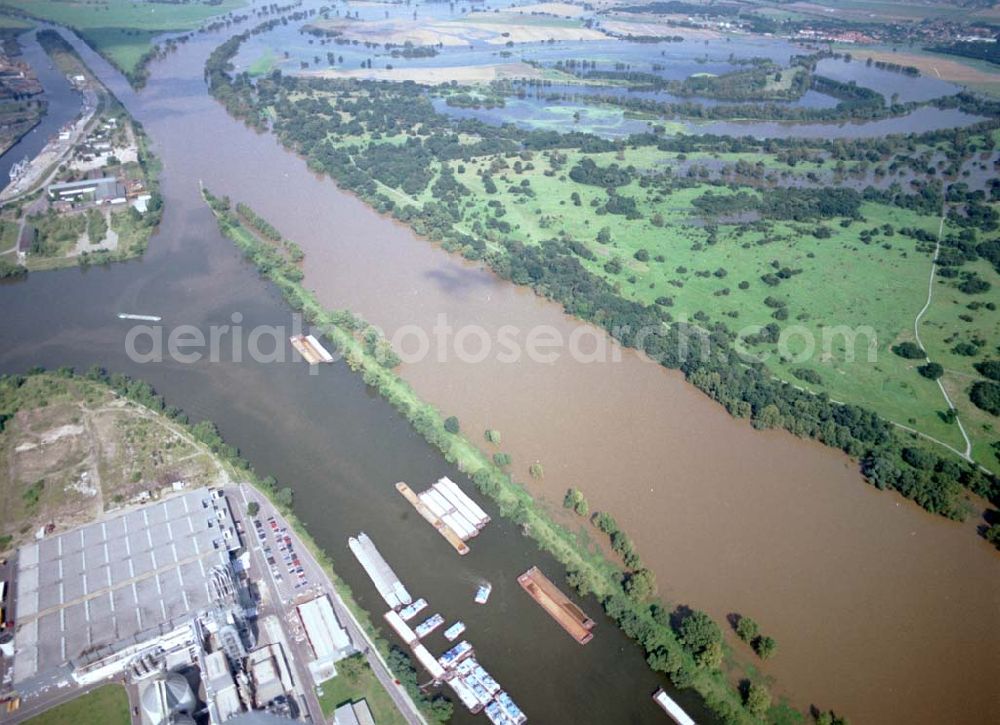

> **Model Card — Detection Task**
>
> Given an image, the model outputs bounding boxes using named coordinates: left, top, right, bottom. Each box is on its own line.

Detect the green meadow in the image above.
left=397, top=142, right=997, bottom=471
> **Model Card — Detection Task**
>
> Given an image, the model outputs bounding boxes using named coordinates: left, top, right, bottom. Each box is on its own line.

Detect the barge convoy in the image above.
left=517, top=566, right=595, bottom=645
left=396, top=476, right=491, bottom=555
left=353, top=528, right=527, bottom=723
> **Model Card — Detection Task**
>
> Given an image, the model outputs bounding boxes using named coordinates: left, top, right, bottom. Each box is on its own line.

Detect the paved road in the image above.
left=228, top=484, right=426, bottom=725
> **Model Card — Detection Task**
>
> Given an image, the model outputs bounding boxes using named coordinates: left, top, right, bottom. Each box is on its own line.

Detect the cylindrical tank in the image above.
left=140, top=672, right=195, bottom=724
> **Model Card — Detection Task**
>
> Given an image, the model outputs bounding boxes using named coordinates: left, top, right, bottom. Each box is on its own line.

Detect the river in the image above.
left=0, top=29, right=82, bottom=188
left=1, top=11, right=999, bottom=725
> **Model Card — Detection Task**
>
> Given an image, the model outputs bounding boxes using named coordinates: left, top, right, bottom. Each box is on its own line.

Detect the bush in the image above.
left=634, top=248, right=650, bottom=262
left=247, top=501, right=260, bottom=517
left=444, top=416, right=460, bottom=434
left=917, top=362, right=944, bottom=380
left=892, top=341, right=924, bottom=359
left=493, top=452, right=512, bottom=466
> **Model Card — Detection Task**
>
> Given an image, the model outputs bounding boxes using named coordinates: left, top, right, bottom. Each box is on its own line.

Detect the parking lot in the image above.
left=250, top=514, right=311, bottom=601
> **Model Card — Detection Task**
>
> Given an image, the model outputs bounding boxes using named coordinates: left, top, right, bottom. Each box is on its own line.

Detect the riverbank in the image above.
left=203, top=188, right=804, bottom=725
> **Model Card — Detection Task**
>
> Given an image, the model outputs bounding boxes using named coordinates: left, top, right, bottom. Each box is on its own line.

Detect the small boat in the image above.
left=474, top=582, right=492, bottom=605
left=443, top=621, right=466, bottom=642
left=117, top=313, right=162, bottom=322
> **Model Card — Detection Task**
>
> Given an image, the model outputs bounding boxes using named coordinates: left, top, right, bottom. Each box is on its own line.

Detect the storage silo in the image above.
left=139, top=671, right=195, bottom=724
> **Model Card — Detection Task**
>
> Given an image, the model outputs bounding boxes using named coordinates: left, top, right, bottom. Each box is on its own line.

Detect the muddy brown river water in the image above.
left=4, top=13, right=999, bottom=724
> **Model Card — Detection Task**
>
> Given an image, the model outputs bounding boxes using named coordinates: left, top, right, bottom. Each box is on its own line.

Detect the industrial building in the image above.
left=47, top=176, right=127, bottom=204
left=333, top=699, right=375, bottom=725
left=296, top=595, right=353, bottom=683
left=12, top=487, right=241, bottom=684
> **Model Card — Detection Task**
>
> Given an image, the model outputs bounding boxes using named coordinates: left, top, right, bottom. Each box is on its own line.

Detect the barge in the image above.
left=289, top=333, right=334, bottom=365
left=398, top=598, right=428, bottom=622
left=414, top=613, right=445, bottom=639
left=395, top=482, right=469, bottom=555
left=384, top=609, right=418, bottom=646
left=443, top=621, right=466, bottom=642
left=348, top=532, right=412, bottom=609
left=517, top=566, right=595, bottom=644
left=437, top=640, right=474, bottom=669
left=653, top=688, right=696, bottom=725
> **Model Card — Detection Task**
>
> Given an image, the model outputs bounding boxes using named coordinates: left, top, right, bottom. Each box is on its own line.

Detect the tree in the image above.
left=970, top=381, right=1000, bottom=415
left=744, top=682, right=771, bottom=716
left=563, top=487, right=589, bottom=516
left=917, top=362, right=943, bottom=380
left=624, top=568, right=656, bottom=601
left=698, top=639, right=723, bottom=669
left=443, top=416, right=460, bottom=434
left=247, top=501, right=260, bottom=517
left=493, top=452, right=512, bottom=466
left=484, top=428, right=501, bottom=444
left=892, top=341, right=924, bottom=359
left=754, top=635, right=777, bottom=660
left=429, top=695, right=453, bottom=723
left=592, top=511, right=618, bottom=535
left=678, top=610, right=722, bottom=656
left=275, top=487, right=294, bottom=509
left=338, top=653, right=367, bottom=681
left=984, top=523, right=1000, bottom=549
left=973, top=359, right=1000, bottom=381
left=736, top=616, right=759, bottom=643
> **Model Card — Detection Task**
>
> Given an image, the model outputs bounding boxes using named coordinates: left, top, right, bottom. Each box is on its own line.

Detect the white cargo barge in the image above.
left=653, top=688, right=695, bottom=725
left=348, top=532, right=412, bottom=609
left=290, top=333, right=334, bottom=365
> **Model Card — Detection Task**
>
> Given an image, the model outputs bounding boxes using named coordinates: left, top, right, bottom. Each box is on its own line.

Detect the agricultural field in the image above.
left=0, top=372, right=227, bottom=556
left=0, top=0, right=246, bottom=76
